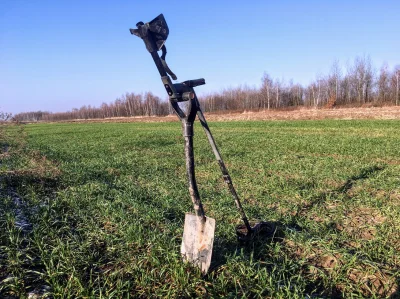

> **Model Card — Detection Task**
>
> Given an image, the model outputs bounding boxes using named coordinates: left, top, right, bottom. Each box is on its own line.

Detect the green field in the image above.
left=1, top=120, right=399, bottom=298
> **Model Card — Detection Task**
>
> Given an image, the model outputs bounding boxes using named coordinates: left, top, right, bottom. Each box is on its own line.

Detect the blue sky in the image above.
left=1, top=0, right=399, bottom=114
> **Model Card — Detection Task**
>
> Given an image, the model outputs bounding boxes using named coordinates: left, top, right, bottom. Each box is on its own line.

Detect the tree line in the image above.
left=14, top=92, right=169, bottom=122
left=14, top=56, right=400, bottom=122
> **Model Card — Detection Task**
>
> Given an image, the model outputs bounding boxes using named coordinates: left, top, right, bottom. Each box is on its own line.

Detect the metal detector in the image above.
left=130, top=14, right=275, bottom=274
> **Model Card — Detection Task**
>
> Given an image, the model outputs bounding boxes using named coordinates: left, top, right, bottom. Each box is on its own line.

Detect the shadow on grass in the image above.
left=3, top=164, right=396, bottom=298
left=298, top=165, right=385, bottom=214
left=388, top=269, right=400, bottom=299
left=0, top=172, right=61, bottom=298
left=290, top=165, right=399, bottom=298
left=2, top=172, right=60, bottom=193
left=209, top=221, right=285, bottom=273
left=337, top=165, right=385, bottom=194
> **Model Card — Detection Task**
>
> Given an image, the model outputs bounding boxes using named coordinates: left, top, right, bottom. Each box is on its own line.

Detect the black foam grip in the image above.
left=184, top=79, right=205, bottom=87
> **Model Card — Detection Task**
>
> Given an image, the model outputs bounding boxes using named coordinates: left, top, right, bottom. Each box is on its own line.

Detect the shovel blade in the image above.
left=181, top=213, right=215, bottom=274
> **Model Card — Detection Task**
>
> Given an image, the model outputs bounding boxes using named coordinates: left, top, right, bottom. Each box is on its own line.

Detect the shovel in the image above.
left=181, top=213, right=215, bottom=274
left=176, top=92, right=216, bottom=274
left=130, top=14, right=275, bottom=274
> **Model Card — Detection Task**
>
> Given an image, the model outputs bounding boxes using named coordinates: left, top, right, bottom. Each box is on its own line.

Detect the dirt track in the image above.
left=57, top=106, right=400, bottom=124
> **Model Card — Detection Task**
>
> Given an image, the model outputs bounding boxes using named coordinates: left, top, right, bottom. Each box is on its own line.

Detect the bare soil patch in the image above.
left=283, top=238, right=397, bottom=297
left=336, top=207, right=386, bottom=241
left=345, top=267, right=397, bottom=297
left=283, top=239, right=342, bottom=275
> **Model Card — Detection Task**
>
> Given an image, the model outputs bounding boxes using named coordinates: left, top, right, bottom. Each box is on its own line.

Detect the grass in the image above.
left=1, top=119, right=400, bottom=298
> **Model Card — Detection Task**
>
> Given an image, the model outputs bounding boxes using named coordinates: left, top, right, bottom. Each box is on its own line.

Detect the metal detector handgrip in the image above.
left=183, top=79, right=205, bottom=88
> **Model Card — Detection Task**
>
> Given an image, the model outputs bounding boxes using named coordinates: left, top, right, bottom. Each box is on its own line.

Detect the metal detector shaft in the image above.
left=195, top=103, right=253, bottom=233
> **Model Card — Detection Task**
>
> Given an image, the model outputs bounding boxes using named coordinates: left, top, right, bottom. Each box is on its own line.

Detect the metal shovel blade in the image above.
left=181, top=213, right=215, bottom=274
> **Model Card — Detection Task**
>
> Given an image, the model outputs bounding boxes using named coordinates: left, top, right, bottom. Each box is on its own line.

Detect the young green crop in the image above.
left=1, top=120, right=399, bottom=298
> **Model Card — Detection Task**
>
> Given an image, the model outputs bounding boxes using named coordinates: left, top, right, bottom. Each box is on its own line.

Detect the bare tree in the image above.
left=0, top=110, right=12, bottom=122
left=328, top=60, right=342, bottom=106
left=350, top=56, right=375, bottom=104
left=378, top=63, right=391, bottom=103
left=393, top=65, right=400, bottom=105
left=261, top=73, right=273, bottom=110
